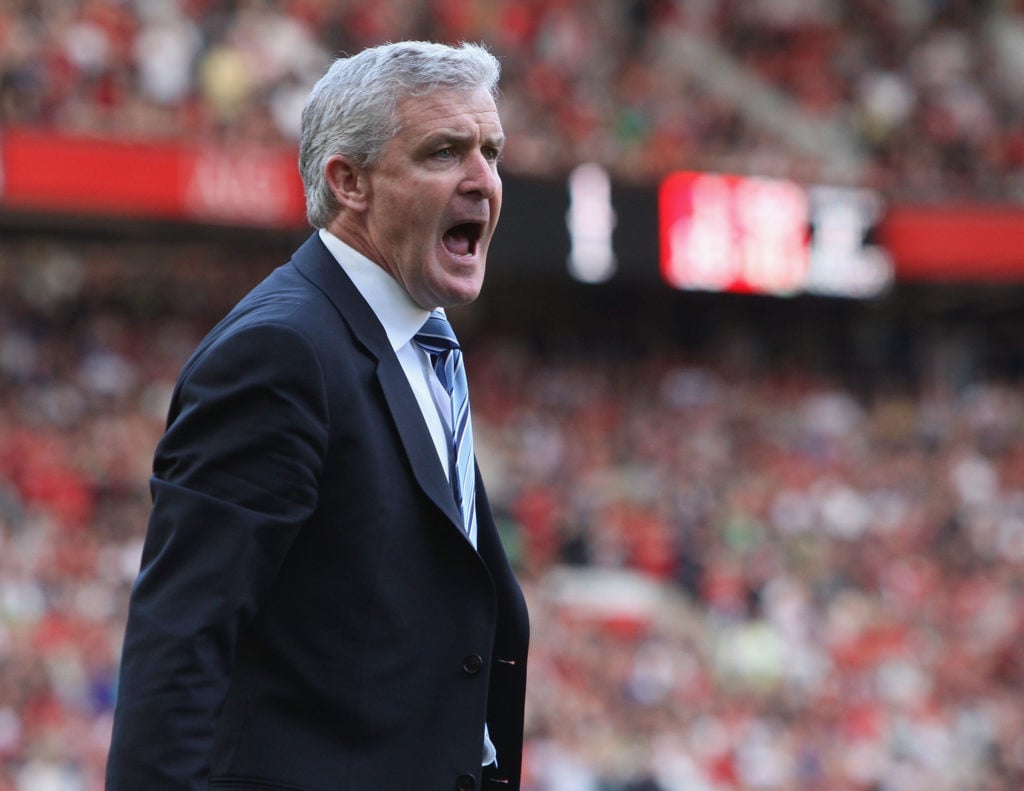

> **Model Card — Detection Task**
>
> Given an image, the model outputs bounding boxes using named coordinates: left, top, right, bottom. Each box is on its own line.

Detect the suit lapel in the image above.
left=290, top=234, right=466, bottom=535
left=376, top=353, right=464, bottom=530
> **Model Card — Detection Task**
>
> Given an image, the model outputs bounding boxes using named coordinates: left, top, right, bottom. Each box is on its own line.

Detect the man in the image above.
left=106, top=41, right=529, bottom=791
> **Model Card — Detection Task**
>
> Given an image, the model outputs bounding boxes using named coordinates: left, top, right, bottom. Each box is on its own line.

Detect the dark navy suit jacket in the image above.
left=106, top=234, right=529, bottom=791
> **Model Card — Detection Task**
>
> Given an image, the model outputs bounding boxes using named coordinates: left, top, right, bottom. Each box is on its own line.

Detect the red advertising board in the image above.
left=879, top=206, right=1024, bottom=282
left=0, top=128, right=307, bottom=228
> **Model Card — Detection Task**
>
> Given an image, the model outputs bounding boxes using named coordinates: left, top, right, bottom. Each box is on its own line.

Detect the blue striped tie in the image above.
left=414, top=311, right=476, bottom=541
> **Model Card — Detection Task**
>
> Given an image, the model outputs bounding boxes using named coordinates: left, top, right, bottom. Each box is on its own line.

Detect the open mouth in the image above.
left=442, top=222, right=483, bottom=257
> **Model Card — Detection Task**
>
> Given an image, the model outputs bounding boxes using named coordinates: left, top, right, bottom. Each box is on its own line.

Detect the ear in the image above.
left=325, top=154, right=370, bottom=212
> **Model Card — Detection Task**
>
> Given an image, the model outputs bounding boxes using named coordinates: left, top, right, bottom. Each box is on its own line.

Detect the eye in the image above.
left=434, top=147, right=456, bottom=160
left=482, top=146, right=502, bottom=163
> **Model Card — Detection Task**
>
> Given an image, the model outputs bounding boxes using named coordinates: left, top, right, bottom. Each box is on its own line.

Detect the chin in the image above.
left=445, top=286, right=483, bottom=308
left=442, top=267, right=486, bottom=306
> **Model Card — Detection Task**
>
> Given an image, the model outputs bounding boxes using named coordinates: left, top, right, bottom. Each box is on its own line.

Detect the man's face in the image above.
left=353, top=86, right=504, bottom=309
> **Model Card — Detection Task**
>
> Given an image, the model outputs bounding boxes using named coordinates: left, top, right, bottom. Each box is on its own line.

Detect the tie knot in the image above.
left=414, top=310, right=460, bottom=356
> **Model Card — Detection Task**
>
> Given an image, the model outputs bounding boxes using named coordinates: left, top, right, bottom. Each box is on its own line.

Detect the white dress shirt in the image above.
left=318, top=229, right=496, bottom=767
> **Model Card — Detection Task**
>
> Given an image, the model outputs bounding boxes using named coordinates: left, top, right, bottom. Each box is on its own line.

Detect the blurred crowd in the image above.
left=2, top=2, right=1024, bottom=788
left=0, top=238, right=1022, bottom=790
left=2, top=0, right=1024, bottom=200
left=0, top=239, right=264, bottom=791
left=485, top=346, right=1024, bottom=791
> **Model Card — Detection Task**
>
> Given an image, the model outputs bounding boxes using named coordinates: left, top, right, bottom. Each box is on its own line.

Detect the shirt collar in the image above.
left=318, top=228, right=432, bottom=352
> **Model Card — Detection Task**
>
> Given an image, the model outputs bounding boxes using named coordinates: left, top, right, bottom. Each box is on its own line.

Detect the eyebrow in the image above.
left=424, top=128, right=506, bottom=150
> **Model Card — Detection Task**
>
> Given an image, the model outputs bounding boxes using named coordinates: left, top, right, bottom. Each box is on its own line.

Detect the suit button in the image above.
left=456, top=773, right=477, bottom=790
left=462, top=654, right=483, bottom=675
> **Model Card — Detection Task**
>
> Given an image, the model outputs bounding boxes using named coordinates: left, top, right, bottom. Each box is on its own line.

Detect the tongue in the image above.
left=442, top=227, right=471, bottom=256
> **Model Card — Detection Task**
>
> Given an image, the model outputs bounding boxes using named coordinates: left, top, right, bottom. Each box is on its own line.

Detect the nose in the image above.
left=460, top=150, right=500, bottom=199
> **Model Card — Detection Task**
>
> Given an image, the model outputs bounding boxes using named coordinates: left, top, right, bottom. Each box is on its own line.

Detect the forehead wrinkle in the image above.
left=395, top=88, right=501, bottom=134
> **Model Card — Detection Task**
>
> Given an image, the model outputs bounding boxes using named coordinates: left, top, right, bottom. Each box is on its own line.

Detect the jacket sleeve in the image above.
left=106, top=321, right=329, bottom=790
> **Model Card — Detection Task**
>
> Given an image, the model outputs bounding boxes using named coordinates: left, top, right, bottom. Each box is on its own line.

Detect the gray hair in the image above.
left=299, top=41, right=501, bottom=228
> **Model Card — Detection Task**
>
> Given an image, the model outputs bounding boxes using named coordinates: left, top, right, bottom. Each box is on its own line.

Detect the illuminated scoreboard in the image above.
left=659, top=171, right=893, bottom=297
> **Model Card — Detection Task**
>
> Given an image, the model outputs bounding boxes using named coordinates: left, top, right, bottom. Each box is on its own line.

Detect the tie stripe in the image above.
left=414, top=311, right=477, bottom=542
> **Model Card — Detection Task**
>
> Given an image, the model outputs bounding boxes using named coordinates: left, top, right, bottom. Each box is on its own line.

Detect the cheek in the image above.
left=489, top=193, right=503, bottom=228
left=381, top=204, right=423, bottom=250
left=396, top=190, right=431, bottom=226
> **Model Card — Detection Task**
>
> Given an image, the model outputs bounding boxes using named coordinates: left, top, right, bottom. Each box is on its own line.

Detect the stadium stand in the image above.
left=1, top=1, right=1023, bottom=790
left=1, top=0, right=1023, bottom=197
left=1, top=235, right=1022, bottom=790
